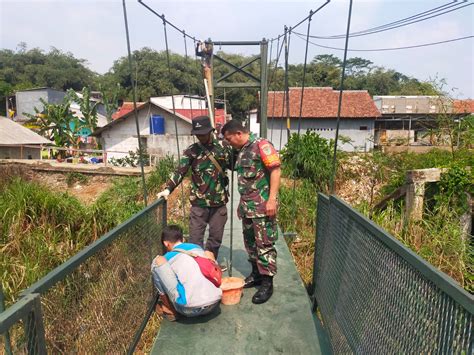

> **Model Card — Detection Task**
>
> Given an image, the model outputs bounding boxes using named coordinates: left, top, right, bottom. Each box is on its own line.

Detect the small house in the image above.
left=92, top=100, right=194, bottom=162
left=267, top=87, right=381, bottom=151
left=0, top=116, right=52, bottom=159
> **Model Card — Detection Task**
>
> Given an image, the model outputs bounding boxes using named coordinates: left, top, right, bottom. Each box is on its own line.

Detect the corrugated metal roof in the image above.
left=0, top=116, right=52, bottom=145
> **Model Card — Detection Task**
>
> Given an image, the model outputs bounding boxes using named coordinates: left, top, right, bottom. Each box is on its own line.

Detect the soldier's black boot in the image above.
left=243, top=262, right=262, bottom=289
left=252, top=275, right=273, bottom=304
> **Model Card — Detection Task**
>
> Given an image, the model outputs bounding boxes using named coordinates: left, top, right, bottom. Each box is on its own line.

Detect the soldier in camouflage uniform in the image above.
left=222, top=120, right=281, bottom=304
left=157, top=116, right=230, bottom=259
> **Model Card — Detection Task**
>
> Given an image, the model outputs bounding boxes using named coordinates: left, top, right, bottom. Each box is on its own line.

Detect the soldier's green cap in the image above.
left=191, top=115, right=214, bottom=135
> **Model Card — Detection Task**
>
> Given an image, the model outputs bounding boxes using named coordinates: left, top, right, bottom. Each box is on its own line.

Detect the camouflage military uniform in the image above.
left=236, top=133, right=280, bottom=276
left=166, top=138, right=230, bottom=257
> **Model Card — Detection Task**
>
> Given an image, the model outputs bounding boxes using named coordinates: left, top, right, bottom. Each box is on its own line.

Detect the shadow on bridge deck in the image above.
left=152, top=183, right=330, bottom=354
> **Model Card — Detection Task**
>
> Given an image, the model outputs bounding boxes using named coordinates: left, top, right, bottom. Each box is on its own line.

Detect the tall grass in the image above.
left=146, top=155, right=176, bottom=194
left=278, top=148, right=473, bottom=293
left=378, top=148, right=473, bottom=196
left=0, top=178, right=91, bottom=303
left=360, top=201, right=472, bottom=292
left=1, top=157, right=175, bottom=304
left=278, top=179, right=318, bottom=285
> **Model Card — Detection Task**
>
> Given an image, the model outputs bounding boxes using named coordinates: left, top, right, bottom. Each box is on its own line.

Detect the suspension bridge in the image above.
left=1, top=0, right=473, bottom=353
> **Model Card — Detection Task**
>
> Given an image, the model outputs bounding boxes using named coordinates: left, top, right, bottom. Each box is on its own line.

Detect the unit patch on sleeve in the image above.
left=258, top=140, right=281, bottom=169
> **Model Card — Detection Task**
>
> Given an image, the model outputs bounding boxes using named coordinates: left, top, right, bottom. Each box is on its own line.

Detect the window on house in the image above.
left=359, top=126, right=368, bottom=131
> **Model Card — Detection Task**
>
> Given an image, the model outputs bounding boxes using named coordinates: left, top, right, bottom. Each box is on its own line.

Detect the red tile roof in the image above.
left=267, top=87, right=381, bottom=119
left=453, top=99, right=474, bottom=114
left=111, top=102, right=145, bottom=120
left=175, top=108, right=226, bottom=126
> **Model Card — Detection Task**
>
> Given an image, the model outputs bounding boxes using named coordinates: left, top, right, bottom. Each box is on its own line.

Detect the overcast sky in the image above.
left=1, top=0, right=473, bottom=98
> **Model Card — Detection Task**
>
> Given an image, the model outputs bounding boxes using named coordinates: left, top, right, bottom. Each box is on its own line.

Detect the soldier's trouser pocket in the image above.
left=243, top=217, right=278, bottom=276
left=255, top=217, right=278, bottom=243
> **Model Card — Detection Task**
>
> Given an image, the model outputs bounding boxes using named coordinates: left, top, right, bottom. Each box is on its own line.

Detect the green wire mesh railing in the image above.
left=0, top=293, right=46, bottom=355
left=1, top=199, right=166, bottom=354
left=313, top=194, right=473, bottom=353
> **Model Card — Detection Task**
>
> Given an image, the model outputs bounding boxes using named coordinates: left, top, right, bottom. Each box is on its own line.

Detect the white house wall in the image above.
left=249, top=112, right=260, bottom=135
left=267, top=118, right=375, bottom=152
left=101, top=105, right=193, bottom=160
left=147, top=135, right=196, bottom=159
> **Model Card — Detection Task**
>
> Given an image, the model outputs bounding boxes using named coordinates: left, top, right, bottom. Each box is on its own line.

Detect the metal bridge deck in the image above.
left=151, top=181, right=330, bottom=355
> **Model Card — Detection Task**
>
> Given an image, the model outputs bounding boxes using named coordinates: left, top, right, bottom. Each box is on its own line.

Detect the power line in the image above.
left=269, top=0, right=330, bottom=42
left=294, top=1, right=472, bottom=40
left=294, top=32, right=474, bottom=52
left=338, top=1, right=457, bottom=37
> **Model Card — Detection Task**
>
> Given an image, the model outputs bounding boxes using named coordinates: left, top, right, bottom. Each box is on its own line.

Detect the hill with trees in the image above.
left=0, top=43, right=439, bottom=118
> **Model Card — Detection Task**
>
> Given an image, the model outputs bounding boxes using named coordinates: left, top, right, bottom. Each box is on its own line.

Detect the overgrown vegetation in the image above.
left=279, top=180, right=318, bottom=284
left=376, top=149, right=473, bottom=197
left=66, top=172, right=88, bottom=187
left=365, top=199, right=472, bottom=293
left=0, top=156, right=176, bottom=305
left=280, top=131, right=334, bottom=192
left=278, top=131, right=473, bottom=292
left=109, top=148, right=150, bottom=168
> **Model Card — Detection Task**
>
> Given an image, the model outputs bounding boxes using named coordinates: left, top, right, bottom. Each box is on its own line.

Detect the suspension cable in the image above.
left=290, top=10, right=313, bottom=225
left=330, top=0, right=354, bottom=194
left=183, top=31, right=195, bottom=121
left=279, top=26, right=289, bottom=151
left=138, top=0, right=197, bottom=41
left=268, top=38, right=274, bottom=69
left=269, top=36, right=283, bottom=142
left=269, top=0, right=331, bottom=41
left=162, top=16, right=187, bottom=221
left=284, top=27, right=292, bottom=144
left=122, top=0, right=148, bottom=206
left=296, top=14, right=312, bottom=138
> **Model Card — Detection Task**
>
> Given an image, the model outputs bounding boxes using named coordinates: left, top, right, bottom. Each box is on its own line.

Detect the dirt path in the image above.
left=30, top=171, right=113, bottom=205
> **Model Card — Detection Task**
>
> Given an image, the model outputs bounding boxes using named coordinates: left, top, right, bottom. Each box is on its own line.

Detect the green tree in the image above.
left=0, top=44, right=95, bottom=93
left=25, top=97, right=79, bottom=150
left=100, top=83, right=121, bottom=122
left=345, top=57, right=373, bottom=75
left=99, top=47, right=202, bottom=102
left=458, top=115, right=474, bottom=149
left=0, top=43, right=96, bottom=115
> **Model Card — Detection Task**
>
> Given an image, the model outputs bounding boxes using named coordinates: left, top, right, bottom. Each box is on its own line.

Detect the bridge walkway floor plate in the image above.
left=152, top=181, right=330, bottom=354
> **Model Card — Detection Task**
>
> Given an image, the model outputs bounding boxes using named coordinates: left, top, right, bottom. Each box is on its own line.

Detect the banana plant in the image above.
left=100, top=83, right=121, bottom=123
left=24, top=97, right=80, bottom=150
left=67, top=87, right=98, bottom=131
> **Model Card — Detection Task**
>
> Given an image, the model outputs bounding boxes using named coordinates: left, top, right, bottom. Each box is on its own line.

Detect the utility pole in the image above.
left=196, top=40, right=215, bottom=127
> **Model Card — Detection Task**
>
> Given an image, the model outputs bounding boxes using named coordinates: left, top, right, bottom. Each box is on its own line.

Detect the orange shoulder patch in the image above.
left=258, top=140, right=280, bottom=169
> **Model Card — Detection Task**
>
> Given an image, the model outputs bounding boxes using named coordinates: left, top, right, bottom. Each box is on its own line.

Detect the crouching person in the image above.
left=151, top=225, right=222, bottom=321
